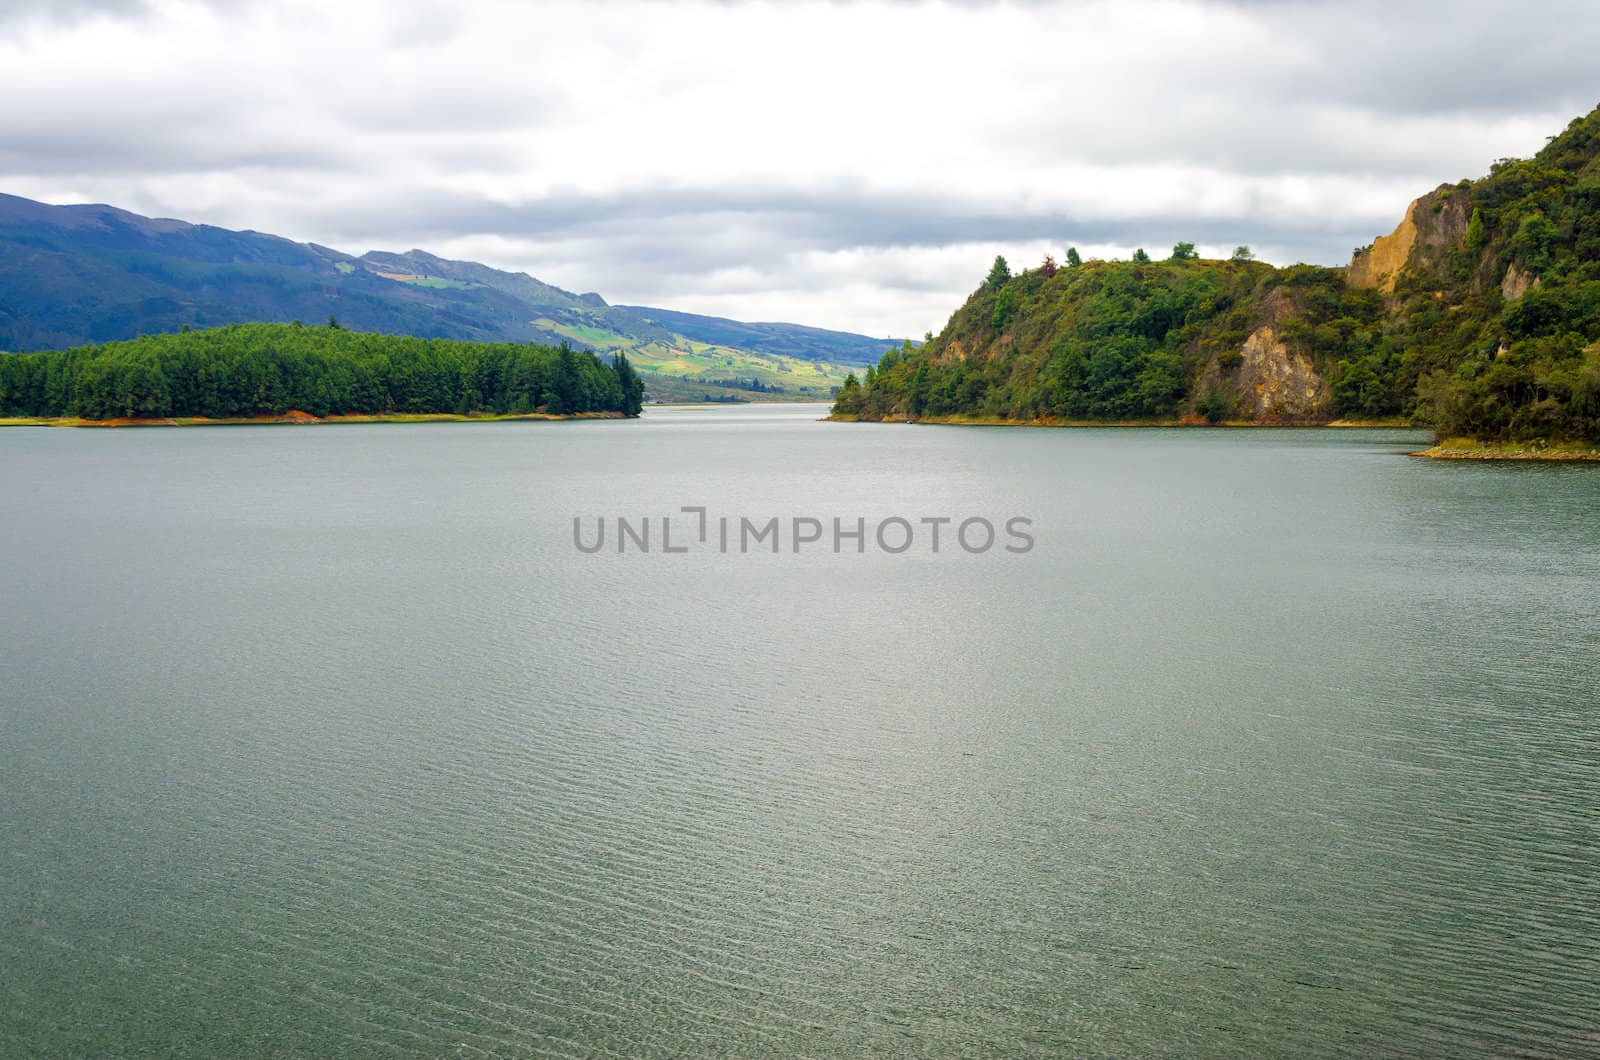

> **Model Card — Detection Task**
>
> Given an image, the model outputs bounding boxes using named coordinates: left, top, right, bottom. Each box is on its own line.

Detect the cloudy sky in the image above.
left=2, top=0, right=1597, bottom=338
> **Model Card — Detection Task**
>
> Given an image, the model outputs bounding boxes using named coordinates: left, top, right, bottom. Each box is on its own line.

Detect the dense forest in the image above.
left=835, top=104, right=1600, bottom=444
left=0, top=322, right=646, bottom=419
left=836, top=258, right=1385, bottom=423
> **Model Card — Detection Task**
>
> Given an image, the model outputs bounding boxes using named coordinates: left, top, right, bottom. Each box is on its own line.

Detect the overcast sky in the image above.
left=2, top=0, right=1597, bottom=338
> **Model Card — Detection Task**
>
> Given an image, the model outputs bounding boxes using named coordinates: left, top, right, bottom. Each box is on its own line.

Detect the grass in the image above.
left=1411, top=437, right=1600, bottom=461
left=528, top=319, right=854, bottom=402
left=535, top=320, right=631, bottom=349
left=396, top=276, right=473, bottom=289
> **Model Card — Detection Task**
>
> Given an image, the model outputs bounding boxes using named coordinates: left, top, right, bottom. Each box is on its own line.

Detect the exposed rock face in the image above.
left=1348, top=185, right=1471, bottom=293
left=1235, top=323, right=1331, bottom=418
left=1195, top=288, right=1332, bottom=420
left=1501, top=261, right=1540, bottom=300
left=1348, top=206, right=1419, bottom=293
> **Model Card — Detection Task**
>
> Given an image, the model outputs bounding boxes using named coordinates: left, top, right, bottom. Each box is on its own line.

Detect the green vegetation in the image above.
left=834, top=103, right=1600, bottom=445
left=1403, top=110, right=1600, bottom=443
left=0, top=323, right=644, bottom=420
left=0, top=194, right=888, bottom=399
left=641, top=343, right=849, bottom=402
left=985, top=255, right=1012, bottom=290
left=1414, top=437, right=1600, bottom=461
left=614, top=305, right=900, bottom=365
left=394, top=275, right=474, bottom=289
left=834, top=256, right=1380, bottom=422
left=524, top=317, right=858, bottom=401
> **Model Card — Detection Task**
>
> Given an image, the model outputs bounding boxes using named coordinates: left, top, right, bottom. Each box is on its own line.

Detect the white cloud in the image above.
left=1, top=0, right=1596, bottom=336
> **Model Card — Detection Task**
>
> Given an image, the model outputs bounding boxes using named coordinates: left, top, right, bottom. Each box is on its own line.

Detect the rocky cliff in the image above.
left=1347, top=184, right=1472, bottom=293
left=832, top=102, right=1600, bottom=441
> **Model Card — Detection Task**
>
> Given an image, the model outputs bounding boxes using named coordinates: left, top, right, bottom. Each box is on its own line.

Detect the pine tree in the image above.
left=610, top=351, right=645, bottom=416
left=985, top=255, right=1012, bottom=289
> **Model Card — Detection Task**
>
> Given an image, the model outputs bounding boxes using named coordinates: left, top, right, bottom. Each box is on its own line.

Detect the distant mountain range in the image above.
left=0, top=193, right=896, bottom=401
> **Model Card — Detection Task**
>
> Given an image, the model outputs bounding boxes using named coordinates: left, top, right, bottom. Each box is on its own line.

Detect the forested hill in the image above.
left=0, top=324, right=645, bottom=420
left=0, top=193, right=886, bottom=403
left=834, top=104, right=1600, bottom=444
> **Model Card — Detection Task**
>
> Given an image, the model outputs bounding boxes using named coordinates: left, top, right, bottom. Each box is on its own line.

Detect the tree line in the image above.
left=835, top=104, right=1600, bottom=444
left=836, top=256, right=1333, bottom=423
left=0, top=322, right=646, bottom=419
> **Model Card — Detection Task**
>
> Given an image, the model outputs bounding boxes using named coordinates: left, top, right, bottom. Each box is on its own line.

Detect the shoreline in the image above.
left=1410, top=439, right=1600, bottom=462
left=0, top=410, right=626, bottom=428
left=825, top=413, right=1415, bottom=429
left=649, top=399, right=834, bottom=408
left=827, top=413, right=1599, bottom=460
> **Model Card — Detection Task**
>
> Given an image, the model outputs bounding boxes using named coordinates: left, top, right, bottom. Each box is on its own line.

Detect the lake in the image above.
left=2, top=405, right=1597, bottom=1056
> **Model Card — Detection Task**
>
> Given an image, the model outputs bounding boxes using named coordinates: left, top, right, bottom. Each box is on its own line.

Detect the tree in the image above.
left=833, top=372, right=863, bottom=415
left=991, top=285, right=1017, bottom=331
left=610, top=351, right=645, bottom=416
left=1066, top=247, right=1082, bottom=267
left=1170, top=242, right=1198, bottom=261
left=1132, top=248, right=1151, bottom=264
left=1200, top=389, right=1234, bottom=424
left=1466, top=207, right=1486, bottom=251
left=1511, top=212, right=1557, bottom=272
left=0, top=323, right=643, bottom=421
left=327, top=314, right=342, bottom=329
left=985, top=255, right=1012, bottom=289
left=907, top=361, right=931, bottom=417
left=1231, top=245, right=1255, bottom=262
left=1039, top=255, right=1058, bottom=278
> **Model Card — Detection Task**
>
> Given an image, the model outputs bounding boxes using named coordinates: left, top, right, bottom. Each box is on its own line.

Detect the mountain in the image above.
left=833, top=103, right=1600, bottom=446
left=0, top=194, right=892, bottom=401
left=616, top=305, right=897, bottom=365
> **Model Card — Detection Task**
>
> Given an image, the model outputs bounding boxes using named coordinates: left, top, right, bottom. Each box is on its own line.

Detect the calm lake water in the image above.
left=2, top=405, right=1598, bottom=1057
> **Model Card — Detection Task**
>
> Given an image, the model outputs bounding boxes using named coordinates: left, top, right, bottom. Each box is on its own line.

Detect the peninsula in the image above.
left=830, top=105, right=1600, bottom=459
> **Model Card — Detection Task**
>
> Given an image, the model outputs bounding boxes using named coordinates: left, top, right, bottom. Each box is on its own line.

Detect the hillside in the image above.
left=616, top=305, right=896, bottom=364
left=833, top=104, right=1600, bottom=444
left=0, top=194, right=889, bottom=402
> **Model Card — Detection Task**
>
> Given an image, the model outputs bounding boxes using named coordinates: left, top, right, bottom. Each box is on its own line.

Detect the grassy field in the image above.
left=395, top=276, right=473, bottom=289
left=533, top=318, right=852, bottom=402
